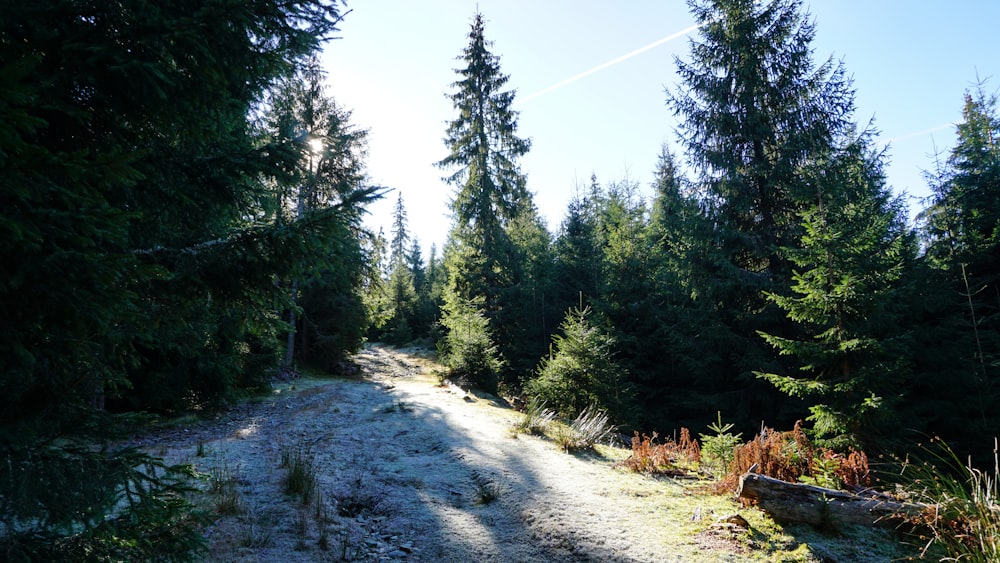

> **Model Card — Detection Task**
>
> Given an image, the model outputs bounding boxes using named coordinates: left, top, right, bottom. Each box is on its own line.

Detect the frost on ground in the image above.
left=136, top=344, right=906, bottom=562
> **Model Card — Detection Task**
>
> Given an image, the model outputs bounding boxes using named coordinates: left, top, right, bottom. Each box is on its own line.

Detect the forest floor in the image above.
left=137, top=344, right=917, bottom=562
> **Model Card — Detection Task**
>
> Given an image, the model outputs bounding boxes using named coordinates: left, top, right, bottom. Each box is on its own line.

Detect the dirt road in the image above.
left=140, top=345, right=889, bottom=562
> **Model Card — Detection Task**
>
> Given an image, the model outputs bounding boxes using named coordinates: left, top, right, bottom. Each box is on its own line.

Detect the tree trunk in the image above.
left=737, top=471, right=924, bottom=528
left=284, top=280, right=299, bottom=367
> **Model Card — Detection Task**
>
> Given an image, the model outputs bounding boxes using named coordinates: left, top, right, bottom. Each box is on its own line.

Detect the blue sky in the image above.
left=321, top=1, right=1000, bottom=256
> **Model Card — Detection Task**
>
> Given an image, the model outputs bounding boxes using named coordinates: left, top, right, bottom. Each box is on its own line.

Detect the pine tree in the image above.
left=264, top=55, right=376, bottom=368
left=0, top=0, right=349, bottom=557
left=438, top=289, right=504, bottom=394
left=381, top=193, right=417, bottom=343
left=390, top=192, right=410, bottom=265
left=552, top=188, right=602, bottom=312
left=666, top=0, right=859, bottom=428
left=437, top=12, right=535, bottom=380
left=756, top=132, right=915, bottom=449
left=640, top=146, right=734, bottom=428
left=525, top=306, right=633, bottom=423
left=914, top=81, right=1000, bottom=449
left=670, top=0, right=855, bottom=271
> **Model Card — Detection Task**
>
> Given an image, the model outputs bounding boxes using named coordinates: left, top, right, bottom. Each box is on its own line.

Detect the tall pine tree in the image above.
left=756, top=132, right=915, bottom=450
left=666, top=0, right=858, bottom=427
left=437, top=12, right=536, bottom=382
left=914, top=81, right=1000, bottom=453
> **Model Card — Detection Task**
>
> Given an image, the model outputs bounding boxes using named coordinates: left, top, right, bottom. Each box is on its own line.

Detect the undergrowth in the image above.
left=616, top=429, right=701, bottom=475
left=509, top=399, right=557, bottom=436
left=896, top=437, right=1000, bottom=562
left=553, top=406, right=616, bottom=452
left=716, top=421, right=870, bottom=494
left=280, top=442, right=318, bottom=505
left=211, top=458, right=243, bottom=515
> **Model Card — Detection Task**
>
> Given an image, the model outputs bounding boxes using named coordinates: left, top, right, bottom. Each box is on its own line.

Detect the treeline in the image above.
left=1, top=1, right=379, bottom=559
left=370, top=0, right=999, bottom=463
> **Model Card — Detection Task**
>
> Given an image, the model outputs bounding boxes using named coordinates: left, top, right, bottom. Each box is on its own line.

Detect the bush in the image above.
left=716, top=421, right=870, bottom=494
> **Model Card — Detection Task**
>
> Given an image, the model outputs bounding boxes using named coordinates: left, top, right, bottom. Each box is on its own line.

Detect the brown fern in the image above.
left=717, top=422, right=870, bottom=494
left=617, top=430, right=698, bottom=476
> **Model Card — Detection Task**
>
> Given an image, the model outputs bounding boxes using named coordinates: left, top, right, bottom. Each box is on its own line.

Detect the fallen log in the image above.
left=737, top=471, right=924, bottom=528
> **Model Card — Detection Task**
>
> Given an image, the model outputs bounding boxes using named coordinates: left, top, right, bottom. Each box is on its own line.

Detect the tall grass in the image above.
left=280, top=443, right=318, bottom=505
left=553, top=406, right=616, bottom=452
left=898, top=438, right=1000, bottom=561
left=509, top=399, right=557, bottom=436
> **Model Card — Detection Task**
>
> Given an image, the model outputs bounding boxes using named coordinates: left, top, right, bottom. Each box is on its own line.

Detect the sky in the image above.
left=320, top=1, right=1000, bottom=258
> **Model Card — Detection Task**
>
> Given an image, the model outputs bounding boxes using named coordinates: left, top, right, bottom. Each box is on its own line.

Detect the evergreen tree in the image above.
left=264, top=55, right=375, bottom=368
left=0, top=0, right=349, bottom=558
left=914, top=82, right=1000, bottom=452
left=437, top=12, right=535, bottom=381
left=499, top=205, right=555, bottom=378
left=405, top=238, right=439, bottom=340
left=526, top=306, right=633, bottom=423
left=670, top=0, right=854, bottom=272
left=438, top=288, right=504, bottom=394
left=382, top=193, right=417, bottom=343
left=640, top=146, right=734, bottom=429
left=424, top=243, right=449, bottom=339
left=756, top=133, right=915, bottom=449
left=390, top=192, right=410, bottom=265
left=553, top=193, right=602, bottom=311
left=666, top=0, right=859, bottom=428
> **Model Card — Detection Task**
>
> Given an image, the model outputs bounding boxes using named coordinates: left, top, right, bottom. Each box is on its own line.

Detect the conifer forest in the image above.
left=2, top=0, right=998, bottom=559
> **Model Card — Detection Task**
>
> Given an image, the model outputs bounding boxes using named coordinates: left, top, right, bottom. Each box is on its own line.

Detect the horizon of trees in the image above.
left=371, top=0, right=999, bottom=465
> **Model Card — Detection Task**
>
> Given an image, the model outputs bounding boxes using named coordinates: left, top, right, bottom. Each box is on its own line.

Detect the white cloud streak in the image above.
left=517, top=23, right=702, bottom=105
left=887, top=122, right=955, bottom=143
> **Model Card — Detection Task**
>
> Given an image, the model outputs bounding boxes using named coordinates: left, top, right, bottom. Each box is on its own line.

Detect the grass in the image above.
left=509, top=399, right=556, bottom=437
left=209, top=458, right=242, bottom=515
left=895, top=438, right=1000, bottom=561
left=280, top=442, right=318, bottom=505
left=239, top=503, right=275, bottom=548
left=552, top=405, right=616, bottom=452
left=472, top=471, right=508, bottom=505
